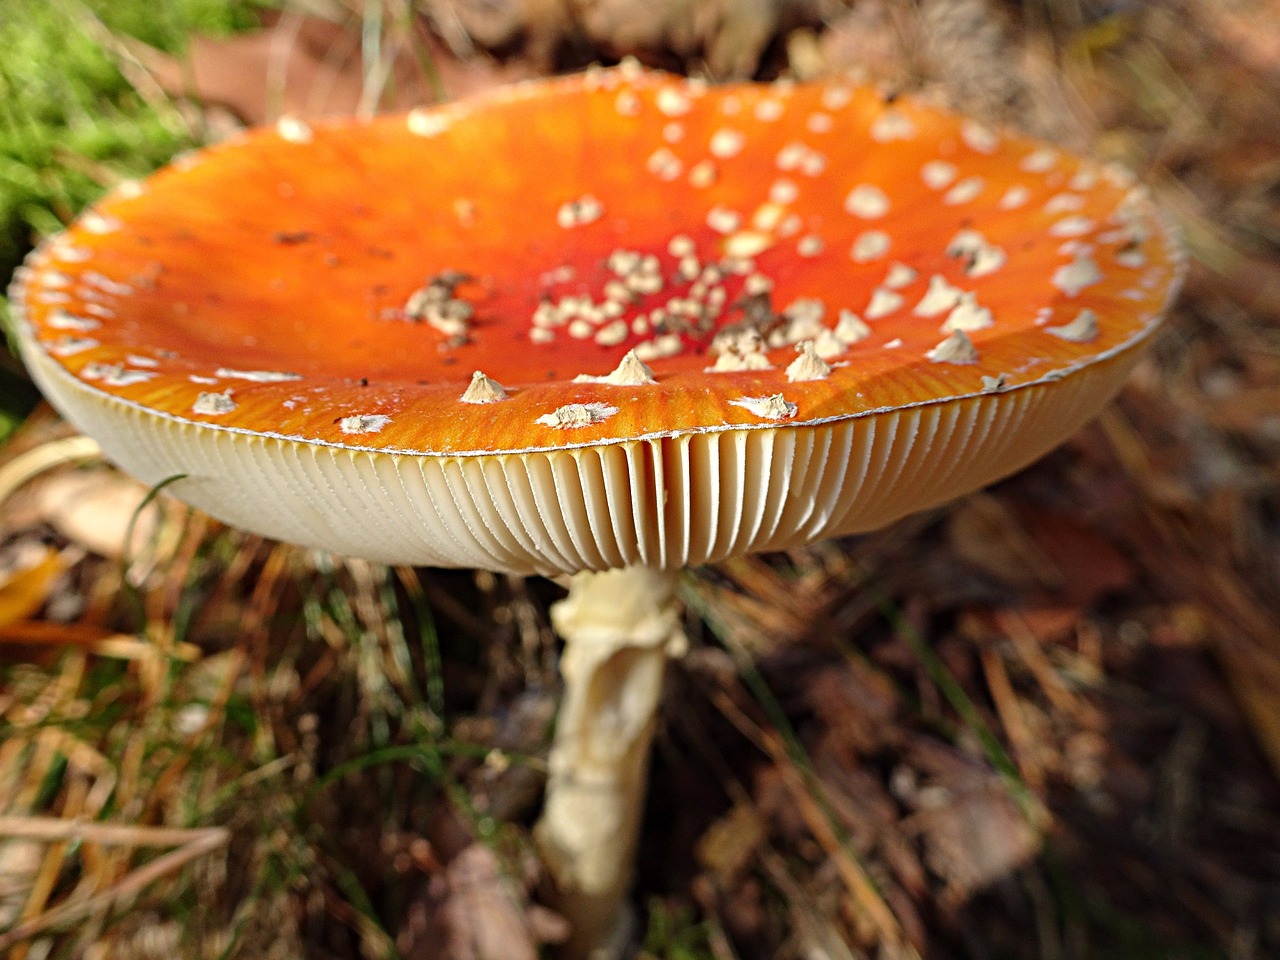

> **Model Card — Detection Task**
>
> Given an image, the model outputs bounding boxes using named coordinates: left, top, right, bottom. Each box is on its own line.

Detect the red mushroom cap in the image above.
left=11, top=67, right=1183, bottom=574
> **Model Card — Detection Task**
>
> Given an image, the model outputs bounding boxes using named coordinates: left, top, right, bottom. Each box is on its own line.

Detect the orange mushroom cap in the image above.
left=10, top=66, right=1183, bottom=574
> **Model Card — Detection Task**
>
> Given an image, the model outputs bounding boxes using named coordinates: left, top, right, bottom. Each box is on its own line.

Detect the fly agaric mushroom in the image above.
left=8, top=66, right=1182, bottom=958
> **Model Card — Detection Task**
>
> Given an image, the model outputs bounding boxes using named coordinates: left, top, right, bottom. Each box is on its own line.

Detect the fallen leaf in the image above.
left=136, top=14, right=535, bottom=127
left=402, top=843, right=567, bottom=960
left=1018, top=509, right=1135, bottom=607
left=900, top=739, right=1040, bottom=904
left=695, top=802, right=766, bottom=877
left=0, top=548, right=67, bottom=628
left=35, top=469, right=161, bottom=560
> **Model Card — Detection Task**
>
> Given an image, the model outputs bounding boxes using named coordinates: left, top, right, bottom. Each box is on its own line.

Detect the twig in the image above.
left=0, top=818, right=228, bottom=949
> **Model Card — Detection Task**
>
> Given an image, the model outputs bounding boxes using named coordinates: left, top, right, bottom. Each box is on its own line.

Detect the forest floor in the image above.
left=0, top=1, right=1278, bottom=958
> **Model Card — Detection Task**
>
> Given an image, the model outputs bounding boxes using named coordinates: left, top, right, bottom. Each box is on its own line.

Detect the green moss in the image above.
left=0, top=0, right=260, bottom=438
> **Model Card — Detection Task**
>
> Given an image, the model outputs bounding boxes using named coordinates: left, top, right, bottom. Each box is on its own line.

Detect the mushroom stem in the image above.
left=536, top=566, right=686, bottom=959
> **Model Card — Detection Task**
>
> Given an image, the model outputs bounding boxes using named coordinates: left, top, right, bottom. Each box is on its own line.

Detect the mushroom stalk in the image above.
left=536, top=566, right=685, bottom=959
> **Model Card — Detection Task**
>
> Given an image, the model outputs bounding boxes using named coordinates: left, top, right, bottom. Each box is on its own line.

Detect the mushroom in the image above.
left=7, top=67, right=1183, bottom=958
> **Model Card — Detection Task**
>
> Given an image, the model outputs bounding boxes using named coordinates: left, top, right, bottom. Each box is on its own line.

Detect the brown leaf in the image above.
left=0, top=549, right=67, bottom=628
left=1018, top=509, right=1135, bottom=607
left=408, top=844, right=566, bottom=960
left=695, top=802, right=766, bottom=877
left=137, top=14, right=535, bottom=127
left=900, top=740, right=1039, bottom=904
left=35, top=469, right=161, bottom=560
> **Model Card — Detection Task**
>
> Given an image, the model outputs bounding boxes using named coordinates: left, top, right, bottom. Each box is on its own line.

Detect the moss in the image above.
left=0, top=0, right=259, bottom=436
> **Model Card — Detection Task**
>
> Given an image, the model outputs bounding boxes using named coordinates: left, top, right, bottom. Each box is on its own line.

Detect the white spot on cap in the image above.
left=595, top=320, right=629, bottom=346
left=577, top=350, right=656, bottom=386
left=668, top=234, right=696, bottom=257
left=408, top=108, right=449, bottom=137
left=724, top=230, right=771, bottom=258
left=754, top=99, right=784, bottom=121
left=1069, top=169, right=1098, bottom=190
left=707, top=206, right=742, bottom=234
left=940, top=292, right=994, bottom=333
left=709, top=128, right=745, bottom=158
left=99, top=365, right=156, bottom=387
left=785, top=341, right=833, bottom=382
left=49, top=336, right=98, bottom=356
left=47, top=309, right=99, bottom=332
left=126, top=355, right=159, bottom=368
left=944, top=176, right=984, bottom=205
left=81, top=271, right=133, bottom=296
left=870, top=110, right=915, bottom=142
left=215, top=368, right=302, bottom=383
left=1049, top=215, right=1096, bottom=238
left=921, top=161, right=957, bottom=190
left=769, top=179, right=799, bottom=204
left=340, top=414, right=392, bottom=434
left=776, top=142, right=807, bottom=171
left=1046, top=309, right=1099, bottom=343
left=460, top=370, right=508, bottom=403
left=1116, top=247, right=1147, bottom=269
left=851, top=231, right=891, bottom=263
left=614, top=90, right=641, bottom=116
left=927, top=330, right=979, bottom=364
left=50, top=243, right=92, bottom=263
left=37, top=272, right=71, bottom=289
left=647, top=147, right=683, bottom=181
left=557, top=195, right=604, bottom=227
left=688, top=160, right=717, bottom=189
left=1044, top=193, right=1086, bottom=214
left=834, top=309, right=871, bottom=344
left=914, top=275, right=965, bottom=317
left=276, top=115, right=313, bottom=143
left=821, top=87, right=852, bottom=110
left=797, top=235, right=824, bottom=258
left=946, top=229, right=1006, bottom=278
left=961, top=120, right=999, bottom=154
left=1053, top=253, right=1102, bottom=296
left=807, top=112, right=834, bottom=134
left=193, top=390, right=236, bottom=415
left=865, top=287, right=904, bottom=319
left=656, top=86, right=692, bottom=117
left=663, top=122, right=684, bottom=143
left=813, top=328, right=848, bottom=358
left=999, top=185, right=1031, bottom=210
left=731, top=394, right=797, bottom=420
left=1020, top=149, right=1057, bottom=172
left=981, top=374, right=1007, bottom=391
left=884, top=262, right=917, bottom=289
left=536, top=402, right=619, bottom=428
left=845, top=184, right=890, bottom=219
left=633, top=334, right=683, bottom=361
left=80, top=212, right=121, bottom=235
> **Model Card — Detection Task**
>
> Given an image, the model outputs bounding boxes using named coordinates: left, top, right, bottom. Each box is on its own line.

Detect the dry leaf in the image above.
left=35, top=469, right=160, bottom=560
left=695, top=802, right=766, bottom=877
left=137, top=14, right=534, bottom=126
left=900, top=740, right=1039, bottom=903
left=0, top=548, right=66, bottom=627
